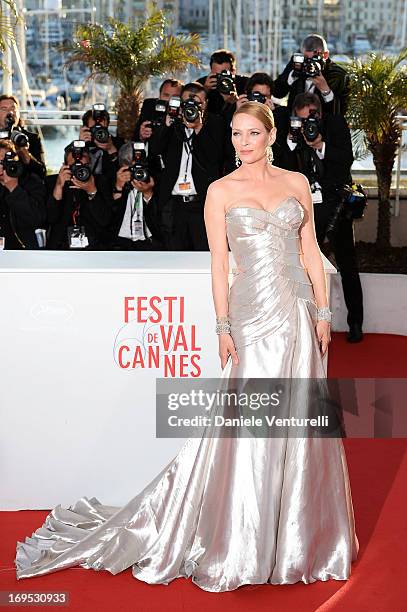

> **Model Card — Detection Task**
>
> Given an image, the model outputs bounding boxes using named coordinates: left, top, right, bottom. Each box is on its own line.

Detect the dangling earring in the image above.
left=266, top=145, right=274, bottom=165
left=235, top=150, right=241, bottom=167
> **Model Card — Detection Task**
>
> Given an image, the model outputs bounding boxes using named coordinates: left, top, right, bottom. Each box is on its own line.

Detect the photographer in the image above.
left=273, top=34, right=349, bottom=116
left=0, top=95, right=46, bottom=179
left=149, top=81, right=225, bottom=250
left=79, top=105, right=124, bottom=184
left=275, top=92, right=364, bottom=342
left=197, top=49, right=248, bottom=116
left=0, top=139, right=46, bottom=249
left=108, top=142, right=164, bottom=250
left=133, top=78, right=184, bottom=143
left=46, top=140, right=111, bottom=250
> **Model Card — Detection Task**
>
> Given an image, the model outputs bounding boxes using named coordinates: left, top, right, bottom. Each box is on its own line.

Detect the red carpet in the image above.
left=1, top=332, right=406, bottom=612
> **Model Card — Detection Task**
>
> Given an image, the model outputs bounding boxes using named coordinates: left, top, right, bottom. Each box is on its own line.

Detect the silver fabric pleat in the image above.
left=15, top=197, right=359, bottom=592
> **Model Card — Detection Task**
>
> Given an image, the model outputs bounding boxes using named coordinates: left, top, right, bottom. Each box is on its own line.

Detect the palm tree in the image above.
left=62, top=8, right=201, bottom=140
left=346, top=50, right=407, bottom=249
left=0, top=0, right=19, bottom=69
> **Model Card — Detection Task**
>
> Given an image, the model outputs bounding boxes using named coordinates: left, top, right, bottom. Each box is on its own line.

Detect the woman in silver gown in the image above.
left=15, top=102, right=359, bottom=592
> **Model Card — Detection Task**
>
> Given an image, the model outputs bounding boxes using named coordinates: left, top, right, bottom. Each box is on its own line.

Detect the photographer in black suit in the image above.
left=149, top=81, right=225, bottom=250
left=0, top=94, right=46, bottom=179
left=274, top=92, right=364, bottom=342
left=273, top=34, right=349, bottom=116
left=108, top=142, right=164, bottom=250
left=133, top=79, right=184, bottom=143
left=0, top=139, right=46, bottom=249
left=197, top=49, right=248, bottom=116
left=46, top=141, right=111, bottom=250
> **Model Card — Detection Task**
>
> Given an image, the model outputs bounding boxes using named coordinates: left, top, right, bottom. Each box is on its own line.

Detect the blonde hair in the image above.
left=233, top=101, right=275, bottom=131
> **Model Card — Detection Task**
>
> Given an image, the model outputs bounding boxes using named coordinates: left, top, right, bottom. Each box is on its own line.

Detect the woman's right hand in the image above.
left=219, top=333, right=239, bottom=369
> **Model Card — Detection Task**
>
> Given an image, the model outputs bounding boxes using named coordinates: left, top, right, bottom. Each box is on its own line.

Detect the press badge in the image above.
left=178, top=181, right=191, bottom=191
left=68, top=225, right=89, bottom=249
left=131, top=218, right=144, bottom=241
left=311, top=182, right=323, bottom=204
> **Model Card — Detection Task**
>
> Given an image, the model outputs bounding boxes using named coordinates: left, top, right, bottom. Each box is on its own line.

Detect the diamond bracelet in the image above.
left=317, top=306, right=332, bottom=323
left=216, top=316, right=231, bottom=335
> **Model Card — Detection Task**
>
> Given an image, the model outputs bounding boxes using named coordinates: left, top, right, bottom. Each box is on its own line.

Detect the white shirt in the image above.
left=171, top=127, right=197, bottom=196
left=118, top=188, right=152, bottom=241
left=287, top=70, right=334, bottom=103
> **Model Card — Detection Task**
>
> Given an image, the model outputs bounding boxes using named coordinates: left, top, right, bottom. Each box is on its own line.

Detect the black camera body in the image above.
left=292, top=53, right=324, bottom=78
left=129, top=142, right=150, bottom=183
left=216, top=70, right=235, bottom=96
left=69, top=140, right=92, bottom=182
left=247, top=91, right=267, bottom=104
left=149, top=99, right=168, bottom=129
left=5, top=113, right=15, bottom=131
left=181, top=98, right=201, bottom=123
left=90, top=103, right=110, bottom=144
left=326, top=184, right=368, bottom=237
left=302, top=110, right=322, bottom=142
left=1, top=150, right=24, bottom=178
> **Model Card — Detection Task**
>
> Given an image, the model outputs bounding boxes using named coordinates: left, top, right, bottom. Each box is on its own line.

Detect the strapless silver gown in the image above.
left=15, top=198, right=359, bottom=592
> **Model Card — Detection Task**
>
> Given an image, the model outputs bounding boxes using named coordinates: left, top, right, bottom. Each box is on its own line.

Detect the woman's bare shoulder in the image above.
left=207, top=170, right=242, bottom=196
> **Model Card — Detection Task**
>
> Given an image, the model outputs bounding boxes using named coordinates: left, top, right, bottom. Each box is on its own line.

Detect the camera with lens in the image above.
left=302, top=110, right=322, bottom=142
left=326, top=184, right=368, bottom=237
left=4, top=112, right=15, bottom=131
left=149, top=99, right=168, bottom=129
left=292, top=53, right=323, bottom=78
left=69, top=140, right=92, bottom=182
left=10, top=129, right=29, bottom=148
left=90, top=103, right=110, bottom=144
left=167, top=96, right=181, bottom=121
left=0, top=150, right=24, bottom=178
left=129, top=142, right=150, bottom=183
left=181, top=98, right=201, bottom=123
left=247, top=90, right=267, bottom=104
left=216, top=70, right=235, bottom=96
left=289, top=116, right=303, bottom=143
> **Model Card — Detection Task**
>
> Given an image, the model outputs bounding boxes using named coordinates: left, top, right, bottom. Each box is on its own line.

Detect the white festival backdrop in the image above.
left=0, top=252, right=335, bottom=509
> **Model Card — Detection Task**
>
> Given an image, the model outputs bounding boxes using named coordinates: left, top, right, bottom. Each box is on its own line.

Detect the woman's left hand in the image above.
left=316, top=320, right=331, bottom=357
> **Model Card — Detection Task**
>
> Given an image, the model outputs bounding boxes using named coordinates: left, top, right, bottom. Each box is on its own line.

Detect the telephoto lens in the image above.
left=10, top=130, right=29, bottom=148
left=247, top=91, right=267, bottom=104
left=302, top=115, right=321, bottom=142
left=216, top=70, right=235, bottom=95
left=69, top=140, right=92, bottom=182
left=90, top=124, right=109, bottom=143
left=181, top=99, right=200, bottom=123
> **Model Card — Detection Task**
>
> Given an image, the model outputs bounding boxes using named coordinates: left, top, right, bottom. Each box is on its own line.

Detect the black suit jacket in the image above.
left=149, top=113, right=226, bottom=205
left=274, top=113, right=354, bottom=196
left=273, top=58, right=349, bottom=116
left=108, top=185, right=163, bottom=246
left=0, top=171, right=47, bottom=249
left=45, top=174, right=112, bottom=249
left=20, top=127, right=47, bottom=179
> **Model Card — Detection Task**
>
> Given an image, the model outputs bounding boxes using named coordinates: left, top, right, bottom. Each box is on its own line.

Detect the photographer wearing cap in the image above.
left=133, top=78, right=184, bottom=143
left=0, top=139, right=46, bottom=249
left=273, top=34, right=349, bottom=116
left=46, top=140, right=111, bottom=250
left=274, top=92, right=364, bottom=342
left=197, top=49, right=248, bottom=116
left=108, top=142, right=164, bottom=250
left=79, top=104, right=124, bottom=184
left=149, top=81, right=225, bottom=250
left=0, top=95, right=46, bottom=179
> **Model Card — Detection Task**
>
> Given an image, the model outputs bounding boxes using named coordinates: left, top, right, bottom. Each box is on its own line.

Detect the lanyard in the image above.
left=72, top=191, right=81, bottom=227
left=129, top=190, right=143, bottom=235
left=183, top=130, right=194, bottom=183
